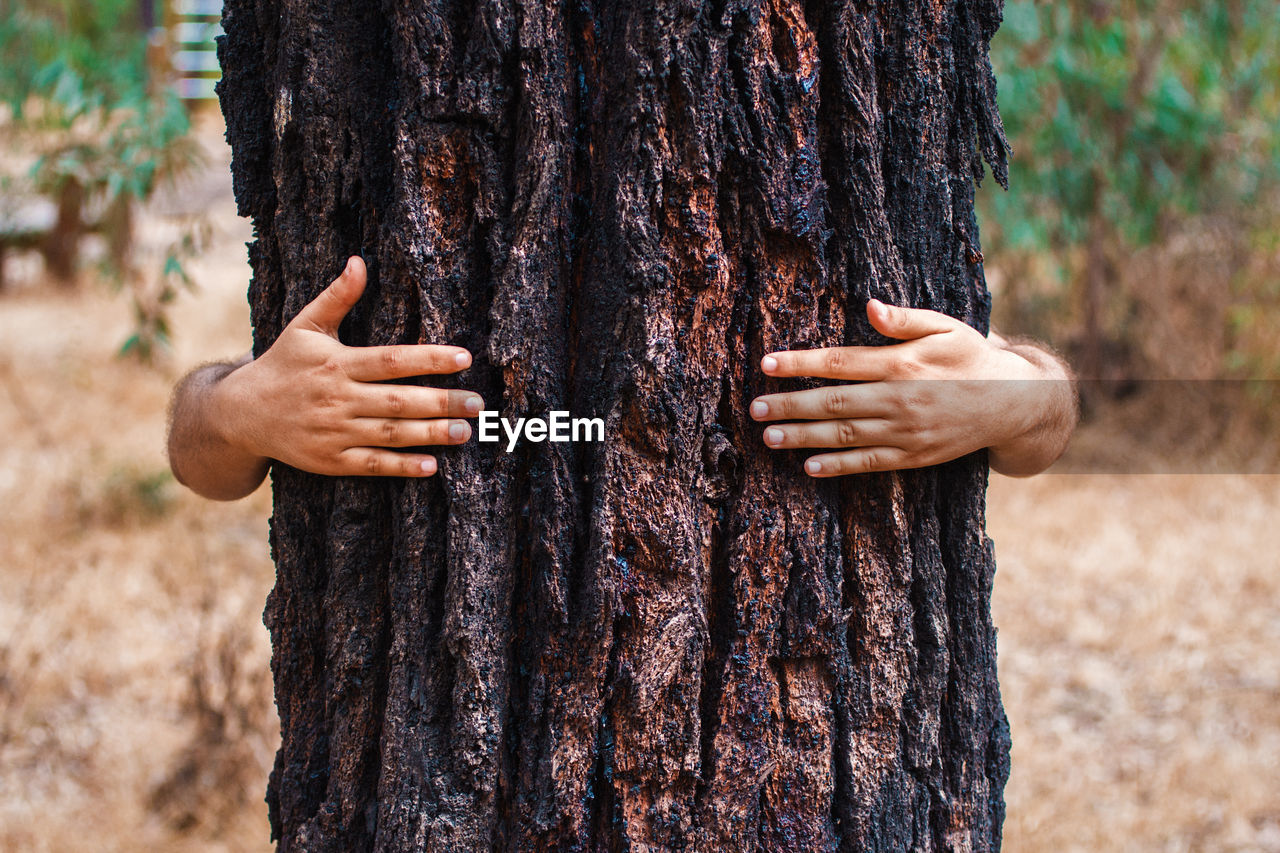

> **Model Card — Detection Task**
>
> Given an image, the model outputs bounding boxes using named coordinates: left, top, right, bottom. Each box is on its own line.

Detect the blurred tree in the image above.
left=0, top=0, right=203, bottom=359
left=0, top=0, right=148, bottom=105
left=0, top=0, right=198, bottom=279
left=981, top=0, right=1280, bottom=379
left=220, top=0, right=1012, bottom=850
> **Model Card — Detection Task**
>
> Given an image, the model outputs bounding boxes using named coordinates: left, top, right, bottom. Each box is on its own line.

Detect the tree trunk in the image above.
left=217, top=1, right=1012, bottom=850
left=42, top=177, right=83, bottom=283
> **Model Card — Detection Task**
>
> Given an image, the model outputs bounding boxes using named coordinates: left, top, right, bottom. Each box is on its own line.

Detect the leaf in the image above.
left=163, top=254, right=184, bottom=280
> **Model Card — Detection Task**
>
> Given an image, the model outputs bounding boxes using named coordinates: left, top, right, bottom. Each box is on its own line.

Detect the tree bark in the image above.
left=217, top=0, right=1012, bottom=850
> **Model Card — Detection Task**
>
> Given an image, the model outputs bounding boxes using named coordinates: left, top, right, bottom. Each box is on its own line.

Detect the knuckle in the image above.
left=861, top=450, right=883, bottom=471
left=897, top=409, right=923, bottom=436
left=386, top=391, right=406, bottom=416
left=824, top=349, right=848, bottom=374
left=381, top=420, right=401, bottom=444
left=365, top=453, right=383, bottom=475
left=313, top=390, right=343, bottom=413
left=311, top=422, right=338, bottom=443
left=380, top=348, right=403, bottom=372
left=417, top=346, right=441, bottom=370
left=898, top=388, right=925, bottom=410
left=836, top=419, right=859, bottom=446
left=915, top=431, right=938, bottom=454
left=822, top=388, right=845, bottom=416
left=894, top=356, right=924, bottom=379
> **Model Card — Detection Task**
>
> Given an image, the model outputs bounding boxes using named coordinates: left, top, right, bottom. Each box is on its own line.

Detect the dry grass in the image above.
left=0, top=122, right=277, bottom=852
left=1, top=122, right=1277, bottom=852
left=990, top=474, right=1280, bottom=852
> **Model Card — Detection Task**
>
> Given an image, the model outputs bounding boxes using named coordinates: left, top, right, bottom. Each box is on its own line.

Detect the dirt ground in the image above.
left=1, top=122, right=1277, bottom=852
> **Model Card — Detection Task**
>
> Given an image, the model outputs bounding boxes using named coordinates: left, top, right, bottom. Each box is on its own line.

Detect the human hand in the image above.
left=211, top=256, right=483, bottom=478
left=749, top=299, right=1077, bottom=477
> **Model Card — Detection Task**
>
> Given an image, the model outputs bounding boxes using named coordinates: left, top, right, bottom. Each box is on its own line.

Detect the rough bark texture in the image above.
left=218, top=1, right=1011, bottom=850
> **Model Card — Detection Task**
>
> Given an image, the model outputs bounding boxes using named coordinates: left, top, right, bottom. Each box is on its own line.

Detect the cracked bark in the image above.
left=218, top=0, right=1012, bottom=850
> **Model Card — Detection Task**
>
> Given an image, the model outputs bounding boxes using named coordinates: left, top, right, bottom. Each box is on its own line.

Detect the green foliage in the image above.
left=1, top=0, right=196, bottom=209
left=28, top=89, right=198, bottom=207
left=0, top=0, right=151, bottom=118
left=1, top=0, right=204, bottom=365
left=980, top=1, right=1280, bottom=382
left=985, top=1, right=1280, bottom=252
left=118, top=218, right=210, bottom=363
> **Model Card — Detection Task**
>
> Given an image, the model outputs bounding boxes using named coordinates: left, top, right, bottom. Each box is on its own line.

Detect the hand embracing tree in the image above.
left=218, top=0, right=1013, bottom=849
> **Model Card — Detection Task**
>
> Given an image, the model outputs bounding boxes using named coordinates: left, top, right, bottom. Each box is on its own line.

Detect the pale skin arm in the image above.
left=167, top=256, right=484, bottom=500
left=750, top=298, right=1078, bottom=478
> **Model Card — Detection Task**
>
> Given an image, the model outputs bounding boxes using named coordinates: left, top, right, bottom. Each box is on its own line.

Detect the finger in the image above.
left=352, top=385, right=484, bottom=420
left=295, top=256, right=367, bottom=335
left=762, top=418, right=892, bottom=450
left=803, top=447, right=912, bottom=477
left=336, top=448, right=439, bottom=477
left=355, top=417, right=472, bottom=448
left=749, top=383, right=895, bottom=422
left=760, top=345, right=895, bottom=381
left=866, top=298, right=960, bottom=341
left=343, top=344, right=474, bottom=381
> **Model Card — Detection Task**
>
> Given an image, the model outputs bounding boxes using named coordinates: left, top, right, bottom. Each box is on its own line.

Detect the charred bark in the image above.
left=218, top=0, right=1012, bottom=850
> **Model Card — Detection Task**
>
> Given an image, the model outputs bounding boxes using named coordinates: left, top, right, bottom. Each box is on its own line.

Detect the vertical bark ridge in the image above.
left=219, top=0, right=1014, bottom=849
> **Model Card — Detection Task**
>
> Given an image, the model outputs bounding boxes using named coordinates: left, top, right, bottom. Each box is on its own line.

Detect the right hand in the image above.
left=214, top=256, right=483, bottom=477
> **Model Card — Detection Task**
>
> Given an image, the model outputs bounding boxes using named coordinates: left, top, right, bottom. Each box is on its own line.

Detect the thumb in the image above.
left=867, top=298, right=958, bottom=341
left=296, top=256, right=366, bottom=334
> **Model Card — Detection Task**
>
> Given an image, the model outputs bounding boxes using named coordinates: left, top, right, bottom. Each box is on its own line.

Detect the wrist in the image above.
left=167, top=357, right=272, bottom=500
left=987, top=348, right=1077, bottom=476
left=208, top=360, right=270, bottom=464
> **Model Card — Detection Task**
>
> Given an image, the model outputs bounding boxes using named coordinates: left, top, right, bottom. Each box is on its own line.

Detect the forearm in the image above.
left=166, top=355, right=271, bottom=500
left=986, top=336, right=1079, bottom=477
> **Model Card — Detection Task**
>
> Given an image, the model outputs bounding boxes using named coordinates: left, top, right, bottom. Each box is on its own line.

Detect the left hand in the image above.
left=749, top=299, right=1076, bottom=477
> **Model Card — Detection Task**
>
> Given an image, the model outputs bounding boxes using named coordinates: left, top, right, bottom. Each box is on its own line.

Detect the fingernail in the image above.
left=449, top=421, right=470, bottom=441
left=344, top=257, right=354, bottom=275
left=464, top=395, right=483, bottom=414
left=455, top=351, right=472, bottom=368
left=805, top=458, right=822, bottom=475
left=420, top=458, right=437, bottom=475
left=761, top=355, right=779, bottom=373
left=764, top=427, right=784, bottom=447
left=750, top=400, right=769, bottom=419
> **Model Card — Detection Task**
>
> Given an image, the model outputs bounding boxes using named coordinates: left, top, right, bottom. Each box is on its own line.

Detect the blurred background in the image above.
left=0, top=1, right=1277, bottom=850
